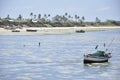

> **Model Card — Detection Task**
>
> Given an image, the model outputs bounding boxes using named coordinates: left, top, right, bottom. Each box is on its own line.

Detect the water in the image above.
left=0, top=30, right=120, bottom=80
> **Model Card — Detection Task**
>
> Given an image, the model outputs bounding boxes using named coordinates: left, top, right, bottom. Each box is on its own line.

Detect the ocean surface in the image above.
left=0, top=30, right=120, bottom=80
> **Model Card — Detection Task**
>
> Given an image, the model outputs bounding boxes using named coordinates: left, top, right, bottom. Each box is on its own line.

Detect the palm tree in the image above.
left=34, top=14, right=37, bottom=20
left=65, top=13, right=68, bottom=17
left=75, top=14, right=78, bottom=22
left=48, top=14, right=50, bottom=20
left=6, top=14, right=10, bottom=20
left=44, top=14, right=47, bottom=20
left=68, top=15, right=71, bottom=21
left=30, top=12, right=33, bottom=20
left=82, top=16, right=85, bottom=21
left=96, top=17, right=100, bottom=23
left=65, top=13, right=68, bottom=21
left=38, top=14, right=41, bottom=21
left=77, top=16, right=80, bottom=20
left=81, top=16, right=85, bottom=25
left=95, top=17, right=101, bottom=26
left=17, top=14, right=22, bottom=26
left=18, top=14, right=22, bottom=20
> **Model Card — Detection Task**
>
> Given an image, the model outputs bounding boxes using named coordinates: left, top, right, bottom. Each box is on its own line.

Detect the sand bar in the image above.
left=0, top=26, right=120, bottom=36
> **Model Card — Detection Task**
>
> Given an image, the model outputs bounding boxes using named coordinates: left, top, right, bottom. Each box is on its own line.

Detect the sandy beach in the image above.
left=0, top=26, right=120, bottom=36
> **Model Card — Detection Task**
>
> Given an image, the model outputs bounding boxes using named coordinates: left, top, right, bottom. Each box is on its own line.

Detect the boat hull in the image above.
left=76, top=30, right=85, bottom=33
left=12, top=30, right=20, bottom=32
left=84, top=56, right=108, bottom=63
left=26, top=29, right=37, bottom=32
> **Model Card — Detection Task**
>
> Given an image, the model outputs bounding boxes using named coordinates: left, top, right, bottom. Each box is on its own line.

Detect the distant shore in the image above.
left=0, top=26, right=120, bottom=36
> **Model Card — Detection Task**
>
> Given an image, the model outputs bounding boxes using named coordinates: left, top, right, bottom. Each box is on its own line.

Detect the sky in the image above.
left=0, top=0, right=120, bottom=21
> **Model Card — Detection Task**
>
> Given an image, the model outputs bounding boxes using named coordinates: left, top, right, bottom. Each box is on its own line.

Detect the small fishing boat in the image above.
left=26, top=29, right=37, bottom=32
left=12, top=30, right=20, bottom=32
left=84, top=51, right=112, bottom=63
left=76, top=30, right=85, bottom=33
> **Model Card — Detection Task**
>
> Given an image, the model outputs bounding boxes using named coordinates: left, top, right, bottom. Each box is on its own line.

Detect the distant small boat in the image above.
left=26, top=29, right=37, bottom=32
left=12, top=30, right=20, bottom=32
left=84, top=51, right=112, bottom=63
left=76, top=30, right=85, bottom=33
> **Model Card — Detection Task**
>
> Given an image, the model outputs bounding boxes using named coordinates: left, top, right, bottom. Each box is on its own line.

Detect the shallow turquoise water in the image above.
left=0, top=30, right=120, bottom=80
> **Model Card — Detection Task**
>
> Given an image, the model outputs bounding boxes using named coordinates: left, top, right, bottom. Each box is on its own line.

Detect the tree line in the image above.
left=0, top=12, right=120, bottom=27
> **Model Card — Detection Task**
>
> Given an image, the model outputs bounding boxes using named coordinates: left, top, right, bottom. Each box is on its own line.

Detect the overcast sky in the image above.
left=0, top=0, right=120, bottom=21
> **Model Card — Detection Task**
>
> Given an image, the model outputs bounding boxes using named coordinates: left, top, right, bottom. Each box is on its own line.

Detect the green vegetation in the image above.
left=0, top=13, right=120, bottom=28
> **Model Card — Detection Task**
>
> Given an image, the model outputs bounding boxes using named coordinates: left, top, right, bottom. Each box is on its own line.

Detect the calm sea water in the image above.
left=0, top=30, right=120, bottom=80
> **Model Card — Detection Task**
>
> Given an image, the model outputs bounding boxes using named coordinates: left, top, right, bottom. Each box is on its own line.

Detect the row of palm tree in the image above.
left=0, top=12, right=101, bottom=25
left=29, top=12, right=89, bottom=24
left=30, top=12, right=51, bottom=21
left=29, top=12, right=87, bottom=22
left=1, top=13, right=120, bottom=27
left=2, top=12, right=101, bottom=24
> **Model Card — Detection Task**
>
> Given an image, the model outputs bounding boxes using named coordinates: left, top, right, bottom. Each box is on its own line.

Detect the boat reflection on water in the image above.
left=84, top=62, right=111, bottom=68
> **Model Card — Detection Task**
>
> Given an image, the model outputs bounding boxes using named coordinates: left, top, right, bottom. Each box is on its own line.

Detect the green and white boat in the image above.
left=84, top=51, right=112, bottom=63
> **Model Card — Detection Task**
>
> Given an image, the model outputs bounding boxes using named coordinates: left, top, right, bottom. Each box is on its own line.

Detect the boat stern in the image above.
left=108, top=53, right=112, bottom=58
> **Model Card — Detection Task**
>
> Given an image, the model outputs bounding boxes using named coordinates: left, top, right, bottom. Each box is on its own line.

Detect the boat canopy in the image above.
left=91, top=51, right=108, bottom=57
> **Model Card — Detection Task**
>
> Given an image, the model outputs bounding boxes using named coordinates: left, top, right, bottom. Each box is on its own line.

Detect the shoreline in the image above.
left=0, top=26, right=120, bottom=36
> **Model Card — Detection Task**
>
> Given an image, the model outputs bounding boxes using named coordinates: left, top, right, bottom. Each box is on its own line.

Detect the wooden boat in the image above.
left=84, top=51, right=112, bottom=63
left=26, top=29, right=37, bottom=32
left=76, top=30, right=85, bottom=33
left=12, top=30, right=20, bottom=32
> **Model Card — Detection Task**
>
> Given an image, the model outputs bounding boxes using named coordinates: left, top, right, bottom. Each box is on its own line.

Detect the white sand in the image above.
left=0, top=26, right=120, bottom=36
